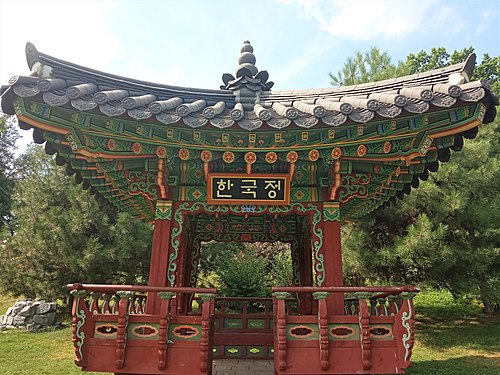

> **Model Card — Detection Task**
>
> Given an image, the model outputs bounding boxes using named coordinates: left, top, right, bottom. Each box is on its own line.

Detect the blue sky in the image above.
left=0, top=0, right=499, bottom=151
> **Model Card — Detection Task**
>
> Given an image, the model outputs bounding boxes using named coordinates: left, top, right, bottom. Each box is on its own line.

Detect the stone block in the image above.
left=19, top=305, right=34, bottom=317
left=5, top=307, right=13, bottom=316
left=26, top=323, right=43, bottom=332
left=45, top=312, right=56, bottom=325
left=36, top=302, right=52, bottom=315
left=13, top=315, right=26, bottom=326
left=33, top=314, right=47, bottom=325
left=6, top=316, right=13, bottom=325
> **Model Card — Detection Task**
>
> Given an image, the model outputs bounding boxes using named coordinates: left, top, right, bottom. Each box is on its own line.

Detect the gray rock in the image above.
left=5, top=307, right=13, bottom=316
left=0, top=315, right=5, bottom=325
left=36, top=302, right=52, bottom=315
left=13, top=315, right=26, bottom=326
left=12, top=306, right=24, bottom=314
left=6, top=316, right=13, bottom=325
left=26, top=323, right=43, bottom=332
left=5, top=325, right=17, bottom=330
left=49, top=303, right=57, bottom=313
left=46, top=312, right=56, bottom=325
left=19, top=305, right=34, bottom=317
left=33, top=314, right=47, bottom=325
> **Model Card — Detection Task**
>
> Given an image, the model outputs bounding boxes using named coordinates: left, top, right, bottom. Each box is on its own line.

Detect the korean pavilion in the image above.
left=1, top=41, right=497, bottom=375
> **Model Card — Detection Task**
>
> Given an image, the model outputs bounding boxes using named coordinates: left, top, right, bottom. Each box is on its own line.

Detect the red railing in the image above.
left=271, top=286, right=420, bottom=375
left=66, top=283, right=216, bottom=374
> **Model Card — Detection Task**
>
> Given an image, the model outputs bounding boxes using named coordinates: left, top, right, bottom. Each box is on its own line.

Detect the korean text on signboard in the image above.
left=207, top=173, right=290, bottom=205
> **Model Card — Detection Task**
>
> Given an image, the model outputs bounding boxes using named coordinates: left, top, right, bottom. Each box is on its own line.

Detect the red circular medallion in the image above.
left=156, top=146, right=167, bottom=158
left=265, top=152, right=278, bottom=164
left=200, top=150, right=212, bottom=162
left=331, top=147, right=342, bottom=160
left=286, top=151, right=298, bottom=163
left=223, top=151, right=235, bottom=163
left=357, top=144, right=367, bottom=157
left=178, top=148, right=190, bottom=160
left=132, top=142, right=142, bottom=154
left=309, top=149, right=320, bottom=162
left=244, top=152, right=257, bottom=164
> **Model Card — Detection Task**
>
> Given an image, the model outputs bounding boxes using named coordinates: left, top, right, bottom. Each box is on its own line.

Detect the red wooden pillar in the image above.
left=297, top=231, right=313, bottom=315
left=146, top=200, right=174, bottom=314
left=176, top=218, right=192, bottom=314
left=321, top=202, right=343, bottom=314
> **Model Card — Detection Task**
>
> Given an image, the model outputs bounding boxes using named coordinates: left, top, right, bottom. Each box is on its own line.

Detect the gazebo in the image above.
left=1, top=41, right=497, bottom=375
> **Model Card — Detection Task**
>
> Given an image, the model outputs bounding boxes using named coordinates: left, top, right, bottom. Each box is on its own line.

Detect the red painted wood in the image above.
left=199, top=298, right=214, bottom=373
left=298, top=234, right=313, bottom=315
left=322, top=219, right=344, bottom=314
left=70, top=292, right=93, bottom=368
left=115, top=294, right=130, bottom=369
left=211, top=297, right=276, bottom=358
left=69, top=286, right=216, bottom=375
left=66, top=284, right=217, bottom=294
left=272, top=286, right=419, bottom=293
left=358, top=298, right=371, bottom=370
left=272, top=288, right=417, bottom=374
left=157, top=297, right=171, bottom=370
left=275, top=298, right=287, bottom=371
left=146, top=215, right=173, bottom=314
left=317, top=298, right=330, bottom=370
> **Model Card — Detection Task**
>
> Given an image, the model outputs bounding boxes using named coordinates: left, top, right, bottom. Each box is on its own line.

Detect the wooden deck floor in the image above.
left=213, top=359, right=274, bottom=375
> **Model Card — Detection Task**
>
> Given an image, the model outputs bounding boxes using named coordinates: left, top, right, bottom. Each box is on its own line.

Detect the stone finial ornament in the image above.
left=221, top=41, right=274, bottom=111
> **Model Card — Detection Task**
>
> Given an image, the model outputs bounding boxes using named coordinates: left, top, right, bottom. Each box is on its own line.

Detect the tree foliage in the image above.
left=0, top=114, right=19, bottom=230
left=197, top=241, right=293, bottom=296
left=336, top=47, right=500, bottom=314
left=329, top=47, right=409, bottom=86
left=0, top=145, right=153, bottom=301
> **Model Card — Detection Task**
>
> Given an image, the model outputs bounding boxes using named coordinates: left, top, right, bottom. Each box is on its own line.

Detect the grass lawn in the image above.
left=1, top=291, right=499, bottom=375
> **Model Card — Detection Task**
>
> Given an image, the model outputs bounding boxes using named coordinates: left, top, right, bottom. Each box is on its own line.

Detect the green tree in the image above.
left=335, top=47, right=500, bottom=314
left=329, top=47, right=409, bottom=86
left=218, top=245, right=269, bottom=298
left=0, top=145, right=153, bottom=301
left=0, top=114, right=19, bottom=230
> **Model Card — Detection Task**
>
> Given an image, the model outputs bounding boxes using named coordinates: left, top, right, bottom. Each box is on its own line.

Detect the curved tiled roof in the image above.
left=0, top=41, right=497, bottom=222
left=1, top=42, right=495, bottom=130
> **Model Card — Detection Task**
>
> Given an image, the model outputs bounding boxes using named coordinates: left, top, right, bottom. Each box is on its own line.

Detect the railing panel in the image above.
left=271, top=286, right=419, bottom=375
left=67, top=284, right=216, bottom=375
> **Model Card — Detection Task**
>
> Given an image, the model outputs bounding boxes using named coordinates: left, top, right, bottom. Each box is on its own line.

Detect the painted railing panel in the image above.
left=67, top=284, right=216, bottom=375
left=210, top=297, right=285, bottom=359
left=272, top=286, right=419, bottom=375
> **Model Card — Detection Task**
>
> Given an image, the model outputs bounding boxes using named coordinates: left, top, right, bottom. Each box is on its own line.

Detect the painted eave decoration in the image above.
left=0, top=41, right=497, bottom=222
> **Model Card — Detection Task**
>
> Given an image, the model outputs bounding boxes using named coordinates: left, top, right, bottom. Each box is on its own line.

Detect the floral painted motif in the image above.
left=200, top=150, right=212, bottom=162
left=309, top=149, right=320, bottom=162
left=357, top=144, right=367, bottom=157
left=223, top=151, right=235, bottom=163
left=383, top=141, right=392, bottom=153
left=178, top=148, right=190, bottom=160
left=107, top=138, right=117, bottom=151
left=244, top=152, right=257, bottom=164
left=132, top=142, right=142, bottom=154
left=265, top=151, right=278, bottom=164
left=286, top=151, right=298, bottom=163
left=156, top=146, right=167, bottom=158
left=331, top=147, right=342, bottom=160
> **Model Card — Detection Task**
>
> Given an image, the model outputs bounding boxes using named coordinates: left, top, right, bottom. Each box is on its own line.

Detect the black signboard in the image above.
left=207, top=173, right=290, bottom=205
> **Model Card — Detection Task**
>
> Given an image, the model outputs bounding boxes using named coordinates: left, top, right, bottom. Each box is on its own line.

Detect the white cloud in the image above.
left=272, top=37, right=338, bottom=89
left=0, top=0, right=122, bottom=83
left=286, top=0, right=452, bottom=41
